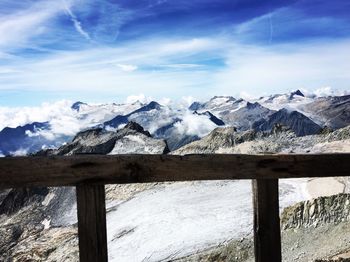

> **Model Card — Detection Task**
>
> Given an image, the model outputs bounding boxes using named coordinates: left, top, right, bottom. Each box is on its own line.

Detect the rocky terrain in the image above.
left=0, top=122, right=168, bottom=261
left=174, top=123, right=350, bottom=155
left=1, top=123, right=349, bottom=261
left=0, top=90, right=349, bottom=261
left=175, top=193, right=350, bottom=262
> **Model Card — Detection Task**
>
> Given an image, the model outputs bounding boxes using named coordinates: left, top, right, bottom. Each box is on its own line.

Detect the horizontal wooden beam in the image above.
left=0, top=154, right=349, bottom=188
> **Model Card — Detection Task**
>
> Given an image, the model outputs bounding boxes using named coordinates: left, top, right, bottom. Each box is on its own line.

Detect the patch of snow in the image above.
left=106, top=180, right=309, bottom=261
left=108, top=134, right=166, bottom=155
left=42, top=192, right=56, bottom=206
left=258, top=94, right=313, bottom=112
left=41, top=218, right=51, bottom=230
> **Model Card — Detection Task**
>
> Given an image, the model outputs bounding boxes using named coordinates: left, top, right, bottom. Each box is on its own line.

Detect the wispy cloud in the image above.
left=0, top=0, right=70, bottom=49
left=0, top=0, right=349, bottom=106
left=62, top=0, right=91, bottom=41
left=0, top=37, right=223, bottom=103
left=1, top=36, right=349, bottom=103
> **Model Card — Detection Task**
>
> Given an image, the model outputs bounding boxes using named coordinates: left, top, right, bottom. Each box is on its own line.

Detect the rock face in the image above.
left=56, top=121, right=168, bottom=155
left=221, top=102, right=274, bottom=131
left=281, top=194, right=350, bottom=230
left=173, top=127, right=258, bottom=154
left=0, top=122, right=169, bottom=261
left=289, top=89, right=305, bottom=99
left=255, top=108, right=322, bottom=136
left=175, top=123, right=350, bottom=155
left=303, top=95, right=350, bottom=129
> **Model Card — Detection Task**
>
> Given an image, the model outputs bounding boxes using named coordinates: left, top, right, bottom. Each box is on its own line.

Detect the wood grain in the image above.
left=76, top=184, right=108, bottom=262
left=253, top=179, right=281, bottom=262
left=0, top=154, right=349, bottom=188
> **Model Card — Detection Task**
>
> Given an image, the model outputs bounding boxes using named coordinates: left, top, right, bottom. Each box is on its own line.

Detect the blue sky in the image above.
left=0, top=0, right=349, bottom=106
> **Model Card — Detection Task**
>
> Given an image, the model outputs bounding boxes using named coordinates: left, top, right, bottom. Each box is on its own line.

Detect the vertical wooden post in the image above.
left=76, top=184, right=108, bottom=262
left=252, top=179, right=281, bottom=262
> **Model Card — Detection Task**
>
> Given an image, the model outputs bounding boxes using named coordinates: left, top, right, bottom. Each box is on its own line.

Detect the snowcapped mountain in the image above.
left=0, top=90, right=349, bottom=156
left=220, top=102, right=274, bottom=131
left=256, top=89, right=312, bottom=111
left=101, top=100, right=223, bottom=150
left=0, top=122, right=61, bottom=156
left=189, top=95, right=240, bottom=112
left=0, top=93, right=349, bottom=261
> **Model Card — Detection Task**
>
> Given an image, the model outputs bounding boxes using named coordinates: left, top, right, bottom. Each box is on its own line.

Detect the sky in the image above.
left=0, top=0, right=350, bottom=106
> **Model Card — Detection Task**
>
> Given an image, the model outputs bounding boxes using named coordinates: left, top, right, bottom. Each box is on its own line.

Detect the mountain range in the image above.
left=1, top=110, right=350, bottom=261
left=0, top=90, right=349, bottom=155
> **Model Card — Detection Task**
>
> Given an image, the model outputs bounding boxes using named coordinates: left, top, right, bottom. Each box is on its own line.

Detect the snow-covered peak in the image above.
left=190, top=96, right=245, bottom=115
left=209, top=95, right=236, bottom=104
left=256, top=90, right=313, bottom=112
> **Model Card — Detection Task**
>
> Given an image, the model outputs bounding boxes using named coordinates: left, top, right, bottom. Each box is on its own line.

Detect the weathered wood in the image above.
left=252, top=179, right=281, bottom=262
left=0, top=154, right=349, bottom=188
left=76, top=184, right=108, bottom=262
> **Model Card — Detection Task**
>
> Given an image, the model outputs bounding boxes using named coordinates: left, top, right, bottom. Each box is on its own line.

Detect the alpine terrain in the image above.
left=0, top=90, right=349, bottom=262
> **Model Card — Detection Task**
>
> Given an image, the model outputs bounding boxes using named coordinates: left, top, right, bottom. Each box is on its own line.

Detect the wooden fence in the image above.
left=0, top=154, right=349, bottom=262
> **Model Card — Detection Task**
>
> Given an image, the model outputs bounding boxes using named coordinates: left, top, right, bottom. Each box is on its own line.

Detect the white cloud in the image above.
left=180, top=96, right=196, bottom=108
left=0, top=99, right=144, bottom=142
left=174, top=111, right=217, bottom=137
left=311, top=87, right=350, bottom=97
left=212, top=39, right=350, bottom=96
left=159, top=97, right=172, bottom=106
left=159, top=63, right=202, bottom=69
left=10, top=148, right=29, bottom=156
left=125, top=94, right=151, bottom=104
left=117, top=64, right=138, bottom=72
left=238, top=91, right=257, bottom=101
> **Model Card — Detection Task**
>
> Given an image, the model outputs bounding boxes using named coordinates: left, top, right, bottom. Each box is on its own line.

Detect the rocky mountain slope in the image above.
left=2, top=122, right=349, bottom=261
left=302, top=95, right=350, bottom=129
left=174, top=124, right=350, bottom=155
left=0, top=122, right=169, bottom=261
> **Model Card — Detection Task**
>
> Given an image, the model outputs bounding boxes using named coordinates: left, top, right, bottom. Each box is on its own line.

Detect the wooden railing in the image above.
left=0, top=154, right=349, bottom=262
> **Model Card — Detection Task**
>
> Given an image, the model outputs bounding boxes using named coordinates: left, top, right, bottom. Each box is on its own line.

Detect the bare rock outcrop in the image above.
left=281, top=194, right=350, bottom=230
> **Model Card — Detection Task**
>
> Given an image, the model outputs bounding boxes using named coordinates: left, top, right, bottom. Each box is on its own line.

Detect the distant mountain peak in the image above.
left=71, top=101, right=87, bottom=111
left=210, top=96, right=236, bottom=102
left=130, top=101, right=161, bottom=114
left=289, top=90, right=305, bottom=99
left=246, top=102, right=262, bottom=109
left=189, top=101, right=202, bottom=111
left=124, top=121, right=151, bottom=137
